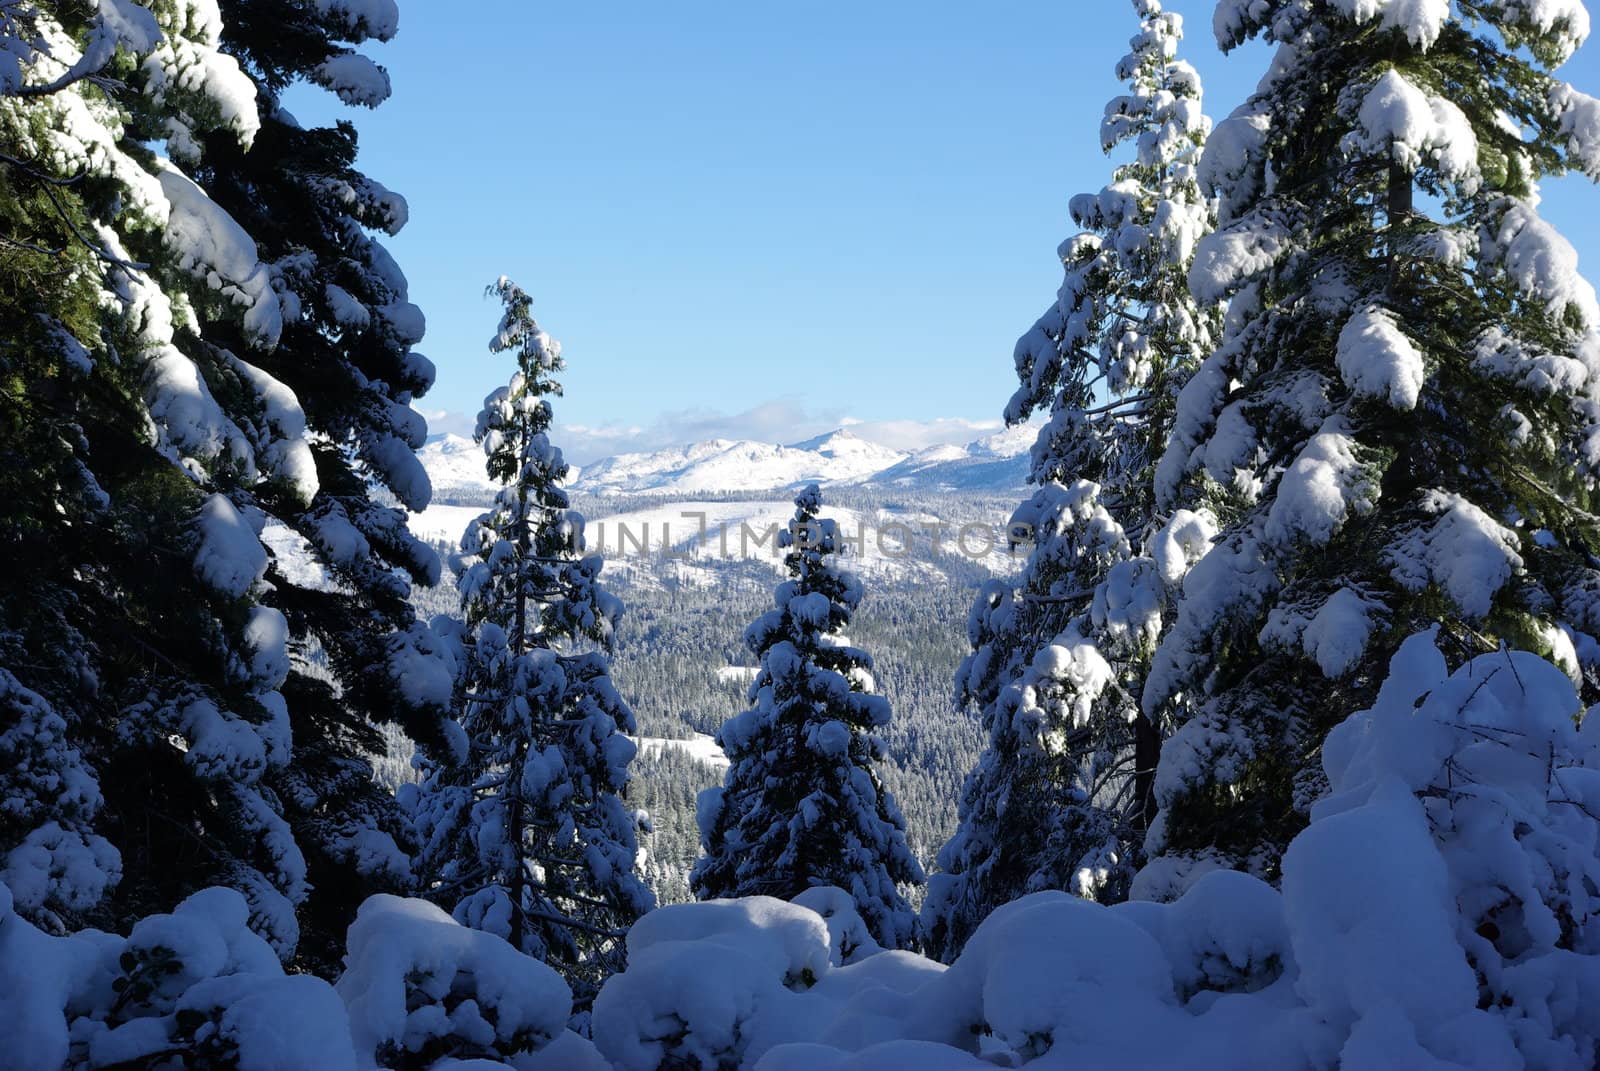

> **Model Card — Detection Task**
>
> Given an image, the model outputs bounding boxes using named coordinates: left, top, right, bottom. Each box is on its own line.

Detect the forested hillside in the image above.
left=408, top=494, right=994, bottom=907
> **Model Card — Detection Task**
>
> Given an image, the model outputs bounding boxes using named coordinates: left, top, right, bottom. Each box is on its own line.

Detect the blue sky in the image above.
left=287, top=1, right=1600, bottom=463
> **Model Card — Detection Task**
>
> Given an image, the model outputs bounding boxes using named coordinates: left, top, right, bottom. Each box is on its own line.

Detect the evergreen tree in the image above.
left=185, top=0, right=450, bottom=973
left=1140, top=0, right=1600, bottom=898
left=922, top=0, right=1217, bottom=960
left=0, top=3, right=139, bottom=936
left=693, top=485, right=924, bottom=951
left=0, top=0, right=446, bottom=966
left=0, top=0, right=315, bottom=952
left=409, top=278, right=651, bottom=1003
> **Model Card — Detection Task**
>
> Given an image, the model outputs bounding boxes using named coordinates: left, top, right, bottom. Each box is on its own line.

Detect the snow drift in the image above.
left=1, top=631, right=1597, bottom=1067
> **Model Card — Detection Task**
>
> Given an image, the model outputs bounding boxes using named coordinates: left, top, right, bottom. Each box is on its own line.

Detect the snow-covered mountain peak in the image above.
left=417, top=433, right=499, bottom=501
left=969, top=422, right=1037, bottom=459
left=784, top=427, right=906, bottom=468
left=418, top=421, right=1038, bottom=500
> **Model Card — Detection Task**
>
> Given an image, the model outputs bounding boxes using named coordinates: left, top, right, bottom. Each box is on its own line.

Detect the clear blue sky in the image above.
left=286, top=1, right=1600, bottom=462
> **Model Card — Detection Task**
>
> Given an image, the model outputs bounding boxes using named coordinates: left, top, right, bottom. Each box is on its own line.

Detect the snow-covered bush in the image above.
left=0, top=885, right=608, bottom=1071
left=336, top=895, right=602, bottom=1070
left=1302, top=632, right=1600, bottom=1069
left=0, top=885, right=356, bottom=1071
left=590, top=897, right=833, bottom=1069
left=592, top=894, right=939, bottom=1071
left=596, top=637, right=1600, bottom=1070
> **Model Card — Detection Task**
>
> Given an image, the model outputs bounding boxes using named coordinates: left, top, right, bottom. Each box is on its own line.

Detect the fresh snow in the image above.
left=628, top=732, right=730, bottom=769
left=314, top=0, right=400, bottom=41
left=156, top=162, right=282, bottom=348
left=1483, top=201, right=1600, bottom=329
left=1336, top=305, right=1426, bottom=410
left=1328, top=0, right=1451, bottom=49
left=1188, top=212, right=1292, bottom=303
left=312, top=52, right=390, bottom=107
left=193, top=494, right=267, bottom=598
left=1263, top=417, right=1376, bottom=548
left=1346, top=69, right=1479, bottom=191
left=1386, top=491, right=1525, bottom=620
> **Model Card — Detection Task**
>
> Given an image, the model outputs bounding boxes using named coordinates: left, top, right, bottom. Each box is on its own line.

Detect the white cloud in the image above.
left=555, top=399, right=843, bottom=464
left=412, top=406, right=474, bottom=439
left=832, top=416, right=1004, bottom=452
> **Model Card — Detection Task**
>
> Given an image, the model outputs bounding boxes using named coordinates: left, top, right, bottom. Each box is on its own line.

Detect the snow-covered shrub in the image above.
left=791, top=886, right=881, bottom=966
left=0, top=883, right=609, bottom=1071
left=1114, top=867, right=1290, bottom=1004
left=753, top=1040, right=989, bottom=1071
left=336, top=895, right=597, bottom=1070
left=0, top=884, right=357, bottom=1071
left=591, top=897, right=834, bottom=1070
left=911, top=891, right=1184, bottom=1061
left=1303, top=631, right=1600, bottom=1069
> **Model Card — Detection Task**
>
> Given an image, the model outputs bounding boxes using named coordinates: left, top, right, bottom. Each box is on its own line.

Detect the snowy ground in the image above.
left=628, top=732, right=730, bottom=769
left=406, top=503, right=485, bottom=548
left=260, top=519, right=343, bottom=591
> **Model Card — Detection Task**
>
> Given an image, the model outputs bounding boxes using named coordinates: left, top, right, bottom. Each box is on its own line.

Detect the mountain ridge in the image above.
left=419, top=422, right=1037, bottom=501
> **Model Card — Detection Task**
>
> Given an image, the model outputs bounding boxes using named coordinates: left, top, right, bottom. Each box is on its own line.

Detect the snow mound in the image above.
left=0, top=887, right=357, bottom=1071
left=595, top=635, right=1600, bottom=1069
left=335, top=895, right=576, bottom=1069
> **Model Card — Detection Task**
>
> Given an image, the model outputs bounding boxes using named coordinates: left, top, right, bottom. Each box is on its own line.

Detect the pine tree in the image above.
left=922, top=0, right=1217, bottom=960
left=0, top=0, right=322, bottom=953
left=1140, top=0, right=1600, bottom=898
left=181, top=0, right=450, bottom=973
left=692, top=485, right=924, bottom=951
left=409, top=278, right=651, bottom=1003
left=0, top=4, right=139, bottom=935
left=0, top=0, right=447, bottom=966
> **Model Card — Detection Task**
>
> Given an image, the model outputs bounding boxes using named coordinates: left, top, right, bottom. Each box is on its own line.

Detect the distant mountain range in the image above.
left=419, top=424, right=1037, bottom=502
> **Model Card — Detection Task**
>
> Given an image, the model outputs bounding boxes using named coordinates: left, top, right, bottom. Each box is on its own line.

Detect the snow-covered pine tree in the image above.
left=0, top=6, right=137, bottom=936
left=692, top=485, right=924, bottom=951
left=921, top=0, right=1218, bottom=961
left=409, top=278, right=651, bottom=1002
left=1139, top=0, right=1600, bottom=899
left=175, top=0, right=451, bottom=973
left=0, top=0, right=340, bottom=953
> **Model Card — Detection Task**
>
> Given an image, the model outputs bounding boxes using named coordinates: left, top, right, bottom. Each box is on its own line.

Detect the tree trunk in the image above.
left=507, top=737, right=528, bottom=952
left=1133, top=713, right=1160, bottom=833
left=507, top=420, right=533, bottom=953
left=1386, top=156, right=1413, bottom=298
